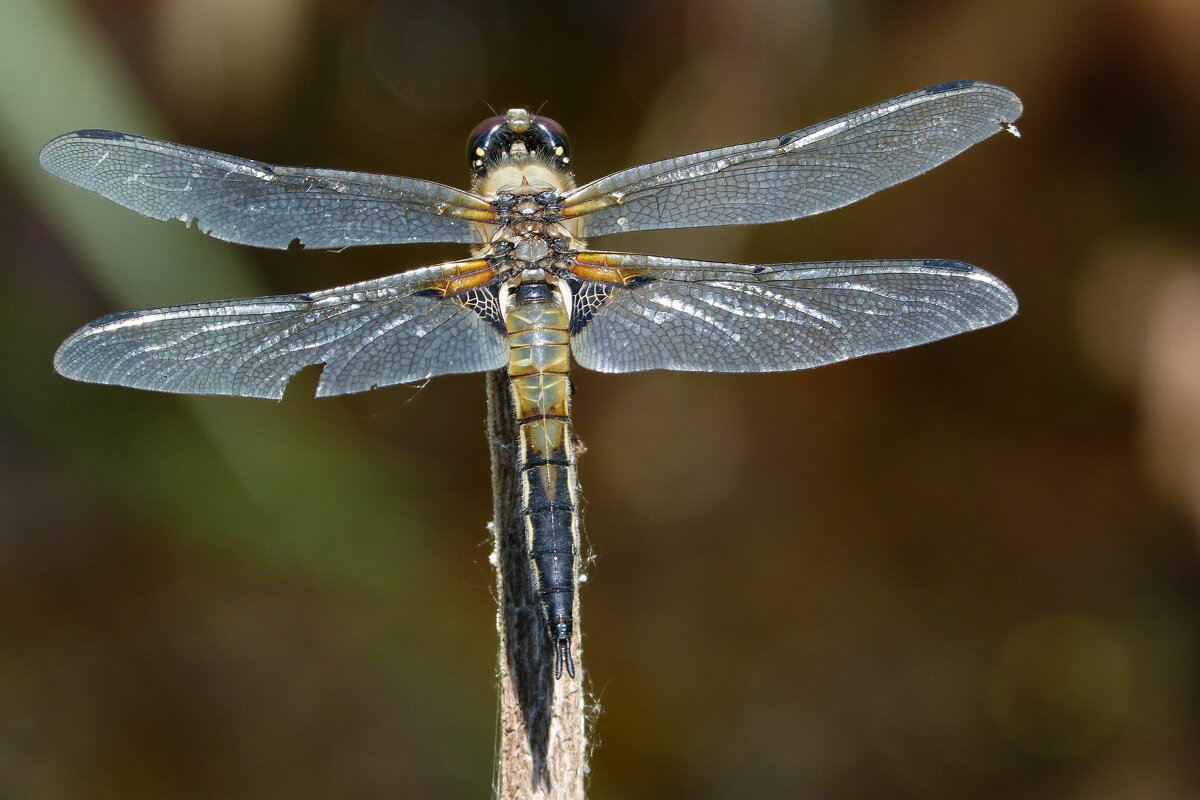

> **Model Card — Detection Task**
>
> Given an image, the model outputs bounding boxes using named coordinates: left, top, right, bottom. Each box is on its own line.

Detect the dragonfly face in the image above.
left=41, top=80, right=1024, bottom=679
left=467, top=108, right=571, bottom=176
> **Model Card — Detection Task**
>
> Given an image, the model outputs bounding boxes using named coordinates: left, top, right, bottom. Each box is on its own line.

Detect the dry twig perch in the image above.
left=487, top=371, right=588, bottom=799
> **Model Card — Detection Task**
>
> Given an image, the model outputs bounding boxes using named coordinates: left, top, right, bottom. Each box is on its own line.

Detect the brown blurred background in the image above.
left=2, top=0, right=1198, bottom=798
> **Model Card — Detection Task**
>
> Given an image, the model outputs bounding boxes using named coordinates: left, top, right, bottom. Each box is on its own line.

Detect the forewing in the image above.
left=54, top=259, right=509, bottom=398
left=568, top=253, right=1017, bottom=373
left=563, top=81, right=1022, bottom=237
left=40, top=130, right=496, bottom=249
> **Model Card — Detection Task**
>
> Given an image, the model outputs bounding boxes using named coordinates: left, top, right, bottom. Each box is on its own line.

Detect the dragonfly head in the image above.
left=468, top=108, right=570, bottom=177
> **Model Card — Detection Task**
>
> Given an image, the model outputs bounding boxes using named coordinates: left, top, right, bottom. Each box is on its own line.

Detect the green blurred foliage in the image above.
left=1, top=0, right=1198, bottom=798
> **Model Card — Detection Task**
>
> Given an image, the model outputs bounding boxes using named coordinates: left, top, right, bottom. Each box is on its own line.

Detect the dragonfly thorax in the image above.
left=512, top=237, right=551, bottom=263
left=476, top=190, right=585, bottom=256
left=475, top=161, right=574, bottom=199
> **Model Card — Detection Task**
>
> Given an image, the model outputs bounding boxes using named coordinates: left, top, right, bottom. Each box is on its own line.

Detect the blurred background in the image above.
left=2, top=0, right=1198, bottom=797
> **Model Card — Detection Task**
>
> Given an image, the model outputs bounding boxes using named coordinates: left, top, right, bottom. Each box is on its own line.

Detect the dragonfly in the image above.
left=42, top=80, right=1022, bottom=679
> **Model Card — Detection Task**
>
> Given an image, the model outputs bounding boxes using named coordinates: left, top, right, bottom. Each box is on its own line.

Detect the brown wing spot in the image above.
left=571, top=252, right=647, bottom=285
left=426, top=260, right=497, bottom=295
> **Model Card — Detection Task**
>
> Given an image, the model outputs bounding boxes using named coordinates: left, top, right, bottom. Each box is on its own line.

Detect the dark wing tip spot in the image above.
left=924, top=80, right=977, bottom=94
left=73, top=129, right=128, bottom=141
left=923, top=258, right=972, bottom=272
left=88, top=309, right=141, bottom=327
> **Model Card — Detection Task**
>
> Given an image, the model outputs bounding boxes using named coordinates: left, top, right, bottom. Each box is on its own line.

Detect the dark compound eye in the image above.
left=467, top=115, right=508, bottom=173
left=533, top=115, right=566, bottom=139
left=531, top=115, right=570, bottom=168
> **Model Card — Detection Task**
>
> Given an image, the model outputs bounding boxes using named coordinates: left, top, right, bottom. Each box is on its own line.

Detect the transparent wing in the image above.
left=54, top=259, right=509, bottom=398
left=39, top=130, right=497, bottom=249
left=567, top=252, right=1017, bottom=373
left=562, top=81, right=1022, bottom=237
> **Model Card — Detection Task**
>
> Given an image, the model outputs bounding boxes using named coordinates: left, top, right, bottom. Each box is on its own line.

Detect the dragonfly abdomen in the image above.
left=505, top=280, right=580, bottom=679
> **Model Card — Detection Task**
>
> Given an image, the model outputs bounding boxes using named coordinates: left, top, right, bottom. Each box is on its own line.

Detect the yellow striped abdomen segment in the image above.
left=505, top=283, right=579, bottom=678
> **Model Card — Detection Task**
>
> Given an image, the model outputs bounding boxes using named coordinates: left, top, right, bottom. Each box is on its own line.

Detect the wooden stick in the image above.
left=486, top=370, right=588, bottom=799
